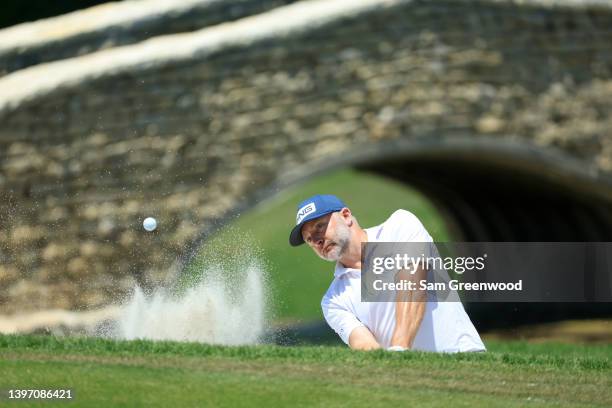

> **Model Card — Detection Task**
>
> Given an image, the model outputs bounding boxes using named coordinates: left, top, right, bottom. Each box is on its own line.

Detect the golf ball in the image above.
left=143, top=217, right=157, bottom=231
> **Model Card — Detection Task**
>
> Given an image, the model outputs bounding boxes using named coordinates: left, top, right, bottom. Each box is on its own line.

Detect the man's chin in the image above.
left=317, top=253, right=338, bottom=262
left=320, top=249, right=342, bottom=262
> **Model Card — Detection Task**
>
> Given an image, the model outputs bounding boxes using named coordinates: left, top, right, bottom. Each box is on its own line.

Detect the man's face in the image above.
left=301, top=211, right=350, bottom=262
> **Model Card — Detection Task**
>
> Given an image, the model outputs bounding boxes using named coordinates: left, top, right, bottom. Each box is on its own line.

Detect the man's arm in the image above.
left=322, top=296, right=380, bottom=350
left=389, top=264, right=427, bottom=349
left=349, top=326, right=381, bottom=350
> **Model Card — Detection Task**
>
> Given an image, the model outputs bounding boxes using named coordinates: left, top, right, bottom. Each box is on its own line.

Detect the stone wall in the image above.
left=1, top=0, right=612, bottom=313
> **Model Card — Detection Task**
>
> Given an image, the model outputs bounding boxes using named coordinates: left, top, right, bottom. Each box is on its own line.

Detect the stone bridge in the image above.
left=0, top=0, right=611, bottom=314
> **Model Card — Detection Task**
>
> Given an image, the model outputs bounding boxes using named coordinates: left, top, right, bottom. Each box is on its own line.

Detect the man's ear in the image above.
left=340, top=207, right=352, bottom=225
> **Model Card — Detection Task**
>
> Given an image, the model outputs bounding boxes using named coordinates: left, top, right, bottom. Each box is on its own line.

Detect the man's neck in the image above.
left=339, top=228, right=368, bottom=269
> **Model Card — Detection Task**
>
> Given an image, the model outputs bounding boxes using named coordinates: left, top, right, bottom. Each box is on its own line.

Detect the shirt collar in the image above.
left=333, top=226, right=381, bottom=278
left=333, top=262, right=351, bottom=278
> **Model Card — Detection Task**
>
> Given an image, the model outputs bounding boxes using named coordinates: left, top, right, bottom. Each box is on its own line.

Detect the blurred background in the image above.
left=0, top=0, right=611, bottom=343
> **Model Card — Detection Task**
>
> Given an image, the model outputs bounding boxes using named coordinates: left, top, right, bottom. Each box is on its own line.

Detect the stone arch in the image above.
left=199, top=135, right=612, bottom=252
left=1, top=0, right=611, bottom=313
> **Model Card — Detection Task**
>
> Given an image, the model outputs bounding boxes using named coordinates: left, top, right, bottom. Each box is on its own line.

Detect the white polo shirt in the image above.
left=321, top=209, right=486, bottom=352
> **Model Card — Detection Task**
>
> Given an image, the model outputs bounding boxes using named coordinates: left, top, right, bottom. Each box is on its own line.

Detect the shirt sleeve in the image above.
left=390, top=209, right=433, bottom=243
left=386, top=209, right=436, bottom=267
left=321, top=295, right=365, bottom=345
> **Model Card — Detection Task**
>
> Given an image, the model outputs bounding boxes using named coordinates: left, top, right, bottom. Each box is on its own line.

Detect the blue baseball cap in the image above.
left=289, top=194, right=346, bottom=246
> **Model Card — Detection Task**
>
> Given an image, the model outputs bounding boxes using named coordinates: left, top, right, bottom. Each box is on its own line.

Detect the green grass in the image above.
left=182, top=168, right=450, bottom=322
left=1, top=335, right=610, bottom=407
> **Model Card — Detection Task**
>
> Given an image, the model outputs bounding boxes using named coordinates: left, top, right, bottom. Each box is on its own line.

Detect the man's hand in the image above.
left=348, top=326, right=381, bottom=350
left=390, top=265, right=427, bottom=349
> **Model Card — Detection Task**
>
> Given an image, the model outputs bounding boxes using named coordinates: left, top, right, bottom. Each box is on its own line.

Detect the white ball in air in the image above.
left=143, top=217, right=157, bottom=232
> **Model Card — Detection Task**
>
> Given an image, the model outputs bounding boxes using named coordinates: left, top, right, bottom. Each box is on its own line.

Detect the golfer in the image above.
left=289, top=194, right=485, bottom=352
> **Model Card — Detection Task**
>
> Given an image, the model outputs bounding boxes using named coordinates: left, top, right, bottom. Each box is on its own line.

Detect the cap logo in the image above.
left=296, top=202, right=316, bottom=224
